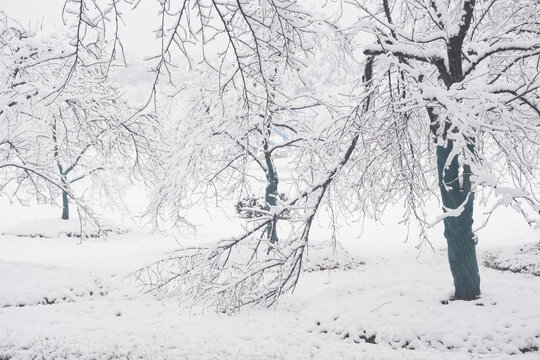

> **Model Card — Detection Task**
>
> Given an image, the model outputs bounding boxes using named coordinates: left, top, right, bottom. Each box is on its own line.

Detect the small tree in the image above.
left=0, top=13, right=146, bottom=226
left=42, top=64, right=139, bottom=220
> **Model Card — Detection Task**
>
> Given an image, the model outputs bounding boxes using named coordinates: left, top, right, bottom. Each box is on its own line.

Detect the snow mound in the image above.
left=0, top=260, right=107, bottom=308
left=483, top=242, right=540, bottom=276
left=303, top=240, right=364, bottom=272
left=1, top=218, right=129, bottom=239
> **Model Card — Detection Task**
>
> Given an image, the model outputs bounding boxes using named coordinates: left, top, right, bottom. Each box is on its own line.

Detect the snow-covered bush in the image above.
left=303, top=241, right=364, bottom=272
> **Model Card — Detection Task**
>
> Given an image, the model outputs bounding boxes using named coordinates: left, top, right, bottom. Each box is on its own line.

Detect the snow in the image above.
left=0, top=200, right=538, bottom=359
left=302, top=254, right=540, bottom=356
left=303, top=240, right=364, bottom=272
left=483, top=242, right=540, bottom=277
left=1, top=218, right=128, bottom=239
left=0, top=260, right=107, bottom=308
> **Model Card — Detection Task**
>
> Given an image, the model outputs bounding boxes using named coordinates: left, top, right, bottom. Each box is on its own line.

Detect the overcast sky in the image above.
left=1, top=0, right=65, bottom=28
left=1, top=0, right=162, bottom=63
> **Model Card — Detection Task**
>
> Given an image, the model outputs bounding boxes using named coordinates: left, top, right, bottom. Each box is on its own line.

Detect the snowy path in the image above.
left=1, top=231, right=539, bottom=359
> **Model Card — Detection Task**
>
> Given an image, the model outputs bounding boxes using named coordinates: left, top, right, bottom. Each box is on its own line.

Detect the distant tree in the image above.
left=123, top=0, right=315, bottom=246
left=0, top=13, right=148, bottom=227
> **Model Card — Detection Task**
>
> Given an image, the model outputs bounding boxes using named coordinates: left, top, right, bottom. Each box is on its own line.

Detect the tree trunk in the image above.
left=265, top=155, right=279, bottom=244
left=436, top=141, right=480, bottom=299
left=61, top=189, right=69, bottom=220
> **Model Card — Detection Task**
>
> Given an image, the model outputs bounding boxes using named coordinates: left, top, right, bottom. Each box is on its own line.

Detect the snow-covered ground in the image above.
left=0, top=198, right=538, bottom=359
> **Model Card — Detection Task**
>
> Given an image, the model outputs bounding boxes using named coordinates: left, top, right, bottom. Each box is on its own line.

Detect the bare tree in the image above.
left=0, top=13, right=150, bottom=229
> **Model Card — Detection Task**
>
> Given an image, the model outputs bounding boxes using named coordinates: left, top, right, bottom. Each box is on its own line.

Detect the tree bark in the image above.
left=61, top=189, right=69, bottom=220
left=436, top=141, right=480, bottom=299
left=265, top=154, right=279, bottom=244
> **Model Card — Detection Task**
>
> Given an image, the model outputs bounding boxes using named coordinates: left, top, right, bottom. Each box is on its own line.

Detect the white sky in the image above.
left=1, top=0, right=65, bottom=28
left=1, top=0, right=161, bottom=63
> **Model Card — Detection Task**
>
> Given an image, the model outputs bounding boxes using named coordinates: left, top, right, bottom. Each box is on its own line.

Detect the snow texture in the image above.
left=0, top=261, right=107, bottom=308
left=2, top=218, right=128, bottom=238
left=302, top=240, right=365, bottom=272
left=1, top=213, right=538, bottom=359
left=483, top=242, right=540, bottom=277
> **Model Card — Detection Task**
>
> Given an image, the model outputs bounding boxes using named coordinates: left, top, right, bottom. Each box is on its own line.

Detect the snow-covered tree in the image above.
left=344, top=0, right=540, bottom=300
left=132, top=19, right=369, bottom=311
left=0, top=13, right=147, bottom=226
left=128, top=0, right=315, bottom=246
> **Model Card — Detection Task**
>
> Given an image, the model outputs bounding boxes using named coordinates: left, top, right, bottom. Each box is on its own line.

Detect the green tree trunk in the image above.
left=436, top=141, right=480, bottom=299
left=265, top=155, right=279, bottom=244
left=61, top=189, right=69, bottom=220
left=61, top=175, right=69, bottom=220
